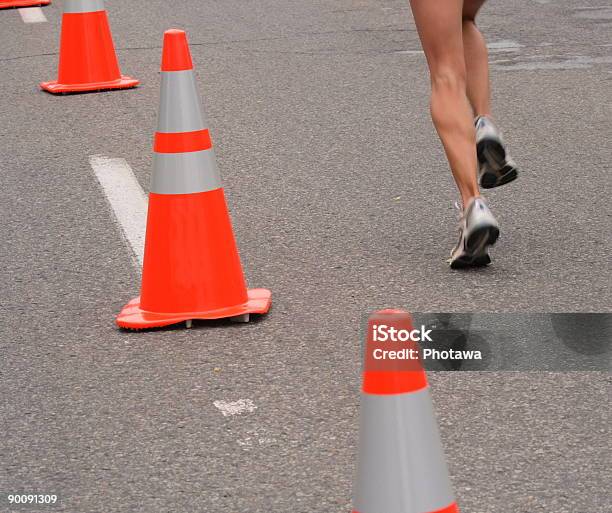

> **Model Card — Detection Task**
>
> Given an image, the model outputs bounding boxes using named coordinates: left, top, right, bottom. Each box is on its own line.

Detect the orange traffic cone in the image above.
left=0, top=0, right=50, bottom=8
left=40, top=0, right=138, bottom=94
left=116, top=29, right=271, bottom=330
left=352, top=310, right=460, bottom=513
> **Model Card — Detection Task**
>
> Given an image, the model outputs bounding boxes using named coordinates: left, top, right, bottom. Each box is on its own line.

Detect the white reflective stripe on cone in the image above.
left=151, top=149, right=222, bottom=195
left=353, top=388, right=456, bottom=513
left=157, top=70, right=208, bottom=133
left=63, top=0, right=105, bottom=14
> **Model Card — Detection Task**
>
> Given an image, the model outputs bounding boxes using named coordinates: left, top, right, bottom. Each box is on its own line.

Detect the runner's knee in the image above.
left=462, top=0, right=486, bottom=22
left=430, top=66, right=467, bottom=94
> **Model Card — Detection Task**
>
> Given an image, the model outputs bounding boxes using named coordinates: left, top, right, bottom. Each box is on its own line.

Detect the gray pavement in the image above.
left=0, top=1, right=610, bottom=512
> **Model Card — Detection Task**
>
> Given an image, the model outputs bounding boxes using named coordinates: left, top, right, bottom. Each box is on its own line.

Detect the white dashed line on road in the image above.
left=18, top=7, right=47, bottom=23
left=90, top=155, right=147, bottom=268
left=213, top=399, right=258, bottom=417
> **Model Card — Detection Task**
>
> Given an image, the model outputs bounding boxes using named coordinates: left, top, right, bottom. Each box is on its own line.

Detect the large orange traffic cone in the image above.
left=0, top=0, right=50, bottom=8
left=116, top=29, right=271, bottom=330
left=40, top=0, right=138, bottom=94
left=352, top=310, right=460, bottom=513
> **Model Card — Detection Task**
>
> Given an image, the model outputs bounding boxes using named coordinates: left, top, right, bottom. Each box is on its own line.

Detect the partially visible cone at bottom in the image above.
left=40, top=0, right=137, bottom=93
left=115, top=29, right=271, bottom=330
left=352, top=310, right=460, bottom=513
left=0, top=0, right=50, bottom=8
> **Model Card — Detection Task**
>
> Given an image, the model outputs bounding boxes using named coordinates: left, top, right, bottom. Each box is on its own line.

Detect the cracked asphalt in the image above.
left=0, top=1, right=610, bottom=512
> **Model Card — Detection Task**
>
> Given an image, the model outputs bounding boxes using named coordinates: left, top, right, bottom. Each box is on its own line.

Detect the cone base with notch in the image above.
left=116, top=288, right=271, bottom=330
left=40, top=76, right=139, bottom=94
left=0, top=0, right=50, bottom=8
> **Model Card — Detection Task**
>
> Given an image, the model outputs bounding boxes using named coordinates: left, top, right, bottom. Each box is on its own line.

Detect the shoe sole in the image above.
left=449, top=225, right=499, bottom=269
left=449, top=252, right=491, bottom=269
left=477, top=139, right=518, bottom=189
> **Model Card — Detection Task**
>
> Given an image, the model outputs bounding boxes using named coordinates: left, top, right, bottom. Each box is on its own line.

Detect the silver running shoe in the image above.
left=475, top=116, right=518, bottom=189
left=449, top=197, right=500, bottom=269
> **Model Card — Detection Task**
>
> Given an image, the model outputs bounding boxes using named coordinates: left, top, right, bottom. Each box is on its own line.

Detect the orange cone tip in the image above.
left=161, top=29, right=194, bottom=72
left=362, top=309, right=428, bottom=395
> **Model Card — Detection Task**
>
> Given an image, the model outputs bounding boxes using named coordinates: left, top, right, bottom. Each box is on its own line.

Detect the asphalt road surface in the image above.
left=1, top=1, right=610, bottom=512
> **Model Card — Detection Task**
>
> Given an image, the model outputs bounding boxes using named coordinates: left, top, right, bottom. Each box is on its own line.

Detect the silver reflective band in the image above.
left=157, top=70, right=208, bottom=133
left=152, top=149, right=222, bottom=194
left=63, top=0, right=105, bottom=13
left=353, top=389, right=456, bottom=513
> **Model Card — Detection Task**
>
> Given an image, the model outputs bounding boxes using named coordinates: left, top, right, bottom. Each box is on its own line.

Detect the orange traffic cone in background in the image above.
left=0, top=0, right=50, bottom=8
left=40, top=0, right=138, bottom=93
left=116, top=29, right=271, bottom=330
left=352, top=310, right=460, bottom=513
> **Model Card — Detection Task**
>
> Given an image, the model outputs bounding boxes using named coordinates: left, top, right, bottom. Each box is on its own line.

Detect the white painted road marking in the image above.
left=90, top=155, right=147, bottom=268
left=237, top=428, right=276, bottom=450
left=213, top=399, right=258, bottom=417
left=19, top=7, right=47, bottom=23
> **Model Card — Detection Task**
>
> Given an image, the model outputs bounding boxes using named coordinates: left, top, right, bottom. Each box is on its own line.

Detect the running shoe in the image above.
left=449, top=197, right=500, bottom=269
left=475, top=115, right=518, bottom=189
